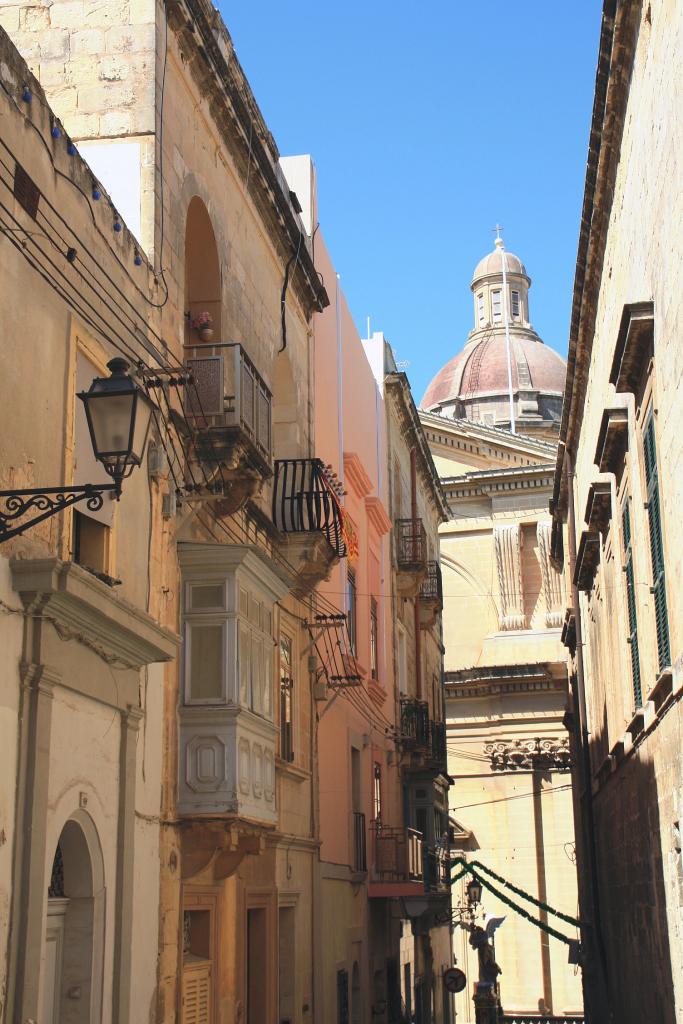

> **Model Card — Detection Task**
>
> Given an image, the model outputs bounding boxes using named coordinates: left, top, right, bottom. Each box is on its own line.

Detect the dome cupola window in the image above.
left=491, top=289, right=502, bottom=322
left=511, top=290, right=521, bottom=319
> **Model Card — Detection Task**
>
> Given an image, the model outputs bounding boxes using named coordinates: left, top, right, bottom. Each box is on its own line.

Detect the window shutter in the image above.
left=643, top=414, right=670, bottom=669
left=622, top=500, right=642, bottom=707
left=182, top=964, right=211, bottom=1024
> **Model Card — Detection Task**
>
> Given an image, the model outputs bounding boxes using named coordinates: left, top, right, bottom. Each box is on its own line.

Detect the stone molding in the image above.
left=537, top=520, right=564, bottom=628
left=10, top=558, right=177, bottom=669
left=343, top=451, right=373, bottom=498
left=364, top=496, right=392, bottom=537
left=493, top=523, right=525, bottom=630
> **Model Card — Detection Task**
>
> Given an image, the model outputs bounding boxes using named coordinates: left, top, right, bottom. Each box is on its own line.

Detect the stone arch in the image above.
left=272, top=348, right=301, bottom=459
left=184, top=195, right=222, bottom=341
left=42, top=811, right=105, bottom=1024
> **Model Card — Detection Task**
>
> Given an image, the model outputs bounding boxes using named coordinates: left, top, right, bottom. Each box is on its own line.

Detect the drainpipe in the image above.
left=565, top=447, right=612, bottom=1023
left=411, top=448, right=422, bottom=701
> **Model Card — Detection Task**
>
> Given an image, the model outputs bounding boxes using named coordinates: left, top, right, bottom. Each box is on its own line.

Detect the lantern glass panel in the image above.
left=87, top=392, right=135, bottom=457
left=130, top=391, right=154, bottom=464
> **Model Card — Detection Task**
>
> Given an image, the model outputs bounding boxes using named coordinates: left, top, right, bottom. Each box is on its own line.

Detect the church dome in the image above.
left=422, top=333, right=566, bottom=409
left=421, top=237, right=566, bottom=437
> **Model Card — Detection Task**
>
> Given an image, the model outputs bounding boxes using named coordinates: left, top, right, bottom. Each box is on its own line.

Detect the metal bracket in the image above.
left=0, top=484, right=117, bottom=543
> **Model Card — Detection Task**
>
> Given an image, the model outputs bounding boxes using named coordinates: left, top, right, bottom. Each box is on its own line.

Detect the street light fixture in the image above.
left=78, top=357, right=155, bottom=497
left=466, top=877, right=483, bottom=908
left=0, top=358, right=155, bottom=543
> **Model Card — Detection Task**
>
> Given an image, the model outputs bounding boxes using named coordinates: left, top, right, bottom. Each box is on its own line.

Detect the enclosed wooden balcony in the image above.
left=272, top=458, right=346, bottom=598
left=184, top=342, right=272, bottom=512
left=368, top=825, right=425, bottom=898
left=394, top=518, right=427, bottom=595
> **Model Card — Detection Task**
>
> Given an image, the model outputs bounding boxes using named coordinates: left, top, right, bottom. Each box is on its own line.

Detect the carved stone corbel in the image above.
left=493, top=523, right=525, bottom=630
left=537, top=520, right=564, bottom=628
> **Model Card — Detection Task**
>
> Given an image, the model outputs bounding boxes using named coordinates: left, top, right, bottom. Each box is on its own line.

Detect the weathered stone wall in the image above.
left=0, top=24, right=173, bottom=1021
left=566, top=0, right=683, bottom=1019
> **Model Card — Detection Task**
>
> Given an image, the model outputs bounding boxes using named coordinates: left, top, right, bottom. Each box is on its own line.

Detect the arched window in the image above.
left=184, top=196, right=222, bottom=343
left=42, top=815, right=105, bottom=1024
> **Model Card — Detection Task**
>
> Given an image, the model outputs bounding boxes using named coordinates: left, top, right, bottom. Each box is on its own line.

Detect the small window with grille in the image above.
left=491, top=290, right=502, bottom=321
left=511, top=290, right=521, bottom=319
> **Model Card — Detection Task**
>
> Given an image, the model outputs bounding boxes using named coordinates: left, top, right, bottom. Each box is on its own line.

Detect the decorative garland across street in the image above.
left=467, top=859, right=583, bottom=928
left=449, top=858, right=578, bottom=947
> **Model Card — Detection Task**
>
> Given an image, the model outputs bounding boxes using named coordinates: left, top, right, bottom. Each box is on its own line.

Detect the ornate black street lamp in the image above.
left=0, top=358, right=155, bottom=543
left=436, top=871, right=484, bottom=926
left=466, top=876, right=483, bottom=908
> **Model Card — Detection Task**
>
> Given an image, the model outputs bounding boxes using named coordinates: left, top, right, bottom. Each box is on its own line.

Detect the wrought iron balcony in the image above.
left=419, top=560, right=443, bottom=604
left=272, top=458, right=347, bottom=597
left=400, top=699, right=430, bottom=751
left=427, top=720, right=448, bottom=772
left=418, top=561, right=443, bottom=627
left=352, top=810, right=367, bottom=873
left=184, top=342, right=272, bottom=499
left=395, top=518, right=427, bottom=595
left=395, top=517, right=426, bottom=569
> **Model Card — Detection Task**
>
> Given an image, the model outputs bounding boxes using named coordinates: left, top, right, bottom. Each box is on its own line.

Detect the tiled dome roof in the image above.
left=422, top=333, right=566, bottom=410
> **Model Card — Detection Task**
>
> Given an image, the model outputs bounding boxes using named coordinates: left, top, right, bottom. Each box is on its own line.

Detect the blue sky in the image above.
left=218, top=2, right=602, bottom=403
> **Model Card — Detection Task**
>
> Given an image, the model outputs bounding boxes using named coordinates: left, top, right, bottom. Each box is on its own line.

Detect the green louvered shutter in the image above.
left=622, top=499, right=642, bottom=707
left=643, top=413, right=670, bottom=670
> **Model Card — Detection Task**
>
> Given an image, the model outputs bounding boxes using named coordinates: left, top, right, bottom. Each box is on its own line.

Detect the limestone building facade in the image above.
left=420, top=246, right=584, bottom=1019
left=550, top=1, right=683, bottom=1021
left=0, top=5, right=452, bottom=1023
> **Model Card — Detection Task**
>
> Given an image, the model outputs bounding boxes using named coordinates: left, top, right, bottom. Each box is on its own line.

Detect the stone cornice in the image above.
left=364, top=496, right=392, bottom=537
left=555, top=0, right=641, bottom=487
left=385, top=375, right=450, bottom=521
left=419, top=410, right=557, bottom=461
left=441, top=463, right=555, bottom=503
left=178, top=542, right=292, bottom=600
left=343, top=452, right=373, bottom=499
left=10, top=559, right=178, bottom=669
left=444, top=662, right=567, bottom=699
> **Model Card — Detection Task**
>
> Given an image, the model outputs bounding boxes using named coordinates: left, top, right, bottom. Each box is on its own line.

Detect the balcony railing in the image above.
left=352, top=811, right=367, bottom=872
left=184, top=342, right=272, bottom=464
left=419, top=561, right=443, bottom=607
left=395, top=518, right=427, bottom=571
left=423, top=841, right=449, bottom=891
left=428, top=720, right=447, bottom=771
left=400, top=699, right=430, bottom=750
left=373, top=825, right=424, bottom=883
left=272, top=458, right=346, bottom=558
left=502, top=1018, right=584, bottom=1024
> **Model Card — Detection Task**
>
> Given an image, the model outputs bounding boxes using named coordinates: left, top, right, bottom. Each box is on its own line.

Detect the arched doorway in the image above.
left=351, top=961, right=361, bottom=1024
left=41, top=814, right=105, bottom=1023
left=184, top=196, right=222, bottom=342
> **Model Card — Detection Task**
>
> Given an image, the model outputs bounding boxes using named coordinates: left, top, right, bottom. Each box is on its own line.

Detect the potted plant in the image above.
left=191, top=311, right=214, bottom=342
